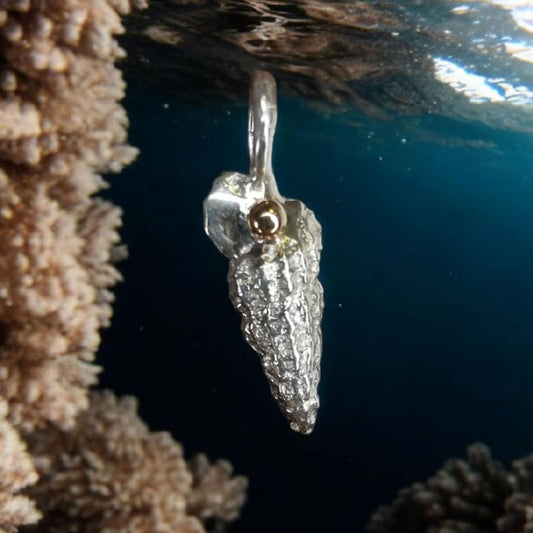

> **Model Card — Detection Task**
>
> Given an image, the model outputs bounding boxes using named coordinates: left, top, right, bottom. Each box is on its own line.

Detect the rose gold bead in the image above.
left=247, top=200, right=286, bottom=240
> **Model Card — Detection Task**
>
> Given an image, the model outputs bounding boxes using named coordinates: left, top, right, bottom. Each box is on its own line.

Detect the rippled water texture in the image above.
left=123, top=0, right=533, bottom=133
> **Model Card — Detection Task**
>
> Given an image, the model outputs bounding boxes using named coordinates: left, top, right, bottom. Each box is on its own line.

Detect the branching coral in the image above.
left=0, top=0, right=144, bottom=431
left=187, top=454, right=248, bottom=527
left=0, top=168, right=111, bottom=432
left=498, top=455, right=533, bottom=532
left=26, top=390, right=247, bottom=533
left=0, top=4, right=249, bottom=533
left=0, top=398, right=40, bottom=532
left=369, top=443, right=513, bottom=533
left=367, top=444, right=520, bottom=533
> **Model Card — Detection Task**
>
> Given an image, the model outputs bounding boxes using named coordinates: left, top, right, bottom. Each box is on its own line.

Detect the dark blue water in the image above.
left=99, top=83, right=533, bottom=533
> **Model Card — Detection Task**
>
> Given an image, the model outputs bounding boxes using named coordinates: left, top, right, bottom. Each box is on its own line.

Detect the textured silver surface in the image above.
left=203, top=71, right=324, bottom=434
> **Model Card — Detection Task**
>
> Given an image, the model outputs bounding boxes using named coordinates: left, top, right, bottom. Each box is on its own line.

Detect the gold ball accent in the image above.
left=247, top=200, right=287, bottom=240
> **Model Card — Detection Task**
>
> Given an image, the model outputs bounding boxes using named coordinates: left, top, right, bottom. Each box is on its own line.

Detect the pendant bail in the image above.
left=248, top=70, right=280, bottom=200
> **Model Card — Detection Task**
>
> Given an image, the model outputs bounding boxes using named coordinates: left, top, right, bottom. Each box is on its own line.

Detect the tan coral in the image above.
left=0, top=397, right=41, bottom=532
left=27, top=390, right=246, bottom=533
left=0, top=0, right=142, bottom=431
left=187, top=454, right=248, bottom=525
left=0, top=156, right=131, bottom=430
left=0, top=3, right=249, bottom=532
left=0, top=1, right=140, bottom=169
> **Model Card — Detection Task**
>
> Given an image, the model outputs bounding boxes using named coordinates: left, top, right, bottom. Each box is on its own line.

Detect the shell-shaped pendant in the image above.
left=203, top=71, right=324, bottom=434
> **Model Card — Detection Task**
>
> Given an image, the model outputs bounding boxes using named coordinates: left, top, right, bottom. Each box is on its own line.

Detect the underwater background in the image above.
left=98, top=82, right=533, bottom=532
left=83, top=1, right=533, bottom=531
left=4, top=0, right=533, bottom=531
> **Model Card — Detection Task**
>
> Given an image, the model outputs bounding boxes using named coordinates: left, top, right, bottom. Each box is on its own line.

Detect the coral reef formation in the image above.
left=0, top=1, right=248, bottom=531
left=26, top=390, right=247, bottom=533
left=367, top=443, right=533, bottom=533
left=498, top=455, right=533, bottom=533
left=187, top=454, right=248, bottom=527
left=0, top=0, right=141, bottom=432
left=0, top=398, right=40, bottom=533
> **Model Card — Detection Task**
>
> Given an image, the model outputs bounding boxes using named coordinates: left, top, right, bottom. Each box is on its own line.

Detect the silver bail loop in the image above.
left=248, top=70, right=280, bottom=199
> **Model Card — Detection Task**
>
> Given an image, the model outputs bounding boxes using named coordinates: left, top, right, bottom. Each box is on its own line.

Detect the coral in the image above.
left=498, top=455, right=533, bottom=532
left=26, top=390, right=247, bottom=533
left=0, top=167, right=112, bottom=432
left=367, top=444, right=533, bottom=533
left=0, top=397, right=40, bottom=532
left=0, top=4, right=248, bottom=533
left=187, top=454, right=248, bottom=527
left=0, top=0, right=144, bottom=431
left=368, top=443, right=514, bottom=533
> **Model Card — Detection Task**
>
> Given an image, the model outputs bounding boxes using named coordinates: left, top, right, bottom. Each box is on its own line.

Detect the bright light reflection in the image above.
left=433, top=57, right=533, bottom=106
left=504, top=40, right=533, bottom=62
left=453, top=0, right=533, bottom=34
left=452, top=0, right=533, bottom=64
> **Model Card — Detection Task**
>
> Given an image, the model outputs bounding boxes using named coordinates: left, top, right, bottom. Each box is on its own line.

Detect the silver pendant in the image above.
left=203, top=71, right=324, bottom=434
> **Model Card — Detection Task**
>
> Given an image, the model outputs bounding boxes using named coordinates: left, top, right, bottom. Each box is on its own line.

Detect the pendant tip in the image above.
left=288, top=406, right=318, bottom=435
left=290, top=422, right=314, bottom=435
